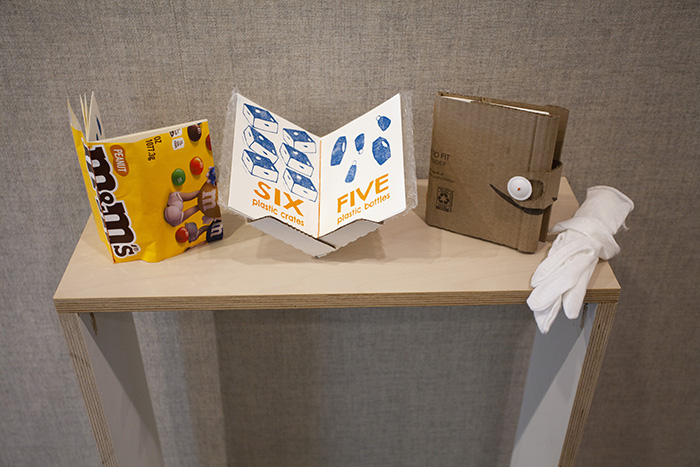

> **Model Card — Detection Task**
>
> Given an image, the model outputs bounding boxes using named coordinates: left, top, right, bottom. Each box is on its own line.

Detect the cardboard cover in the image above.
left=425, top=92, right=568, bottom=253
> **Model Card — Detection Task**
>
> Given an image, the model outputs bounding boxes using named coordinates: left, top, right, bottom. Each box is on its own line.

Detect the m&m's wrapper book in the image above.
left=68, top=93, right=224, bottom=263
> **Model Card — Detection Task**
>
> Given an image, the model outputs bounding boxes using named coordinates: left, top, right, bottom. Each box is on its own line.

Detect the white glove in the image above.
left=527, top=186, right=634, bottom=334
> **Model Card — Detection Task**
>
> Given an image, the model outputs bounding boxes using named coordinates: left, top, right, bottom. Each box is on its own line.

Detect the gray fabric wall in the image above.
left=1, top=1, right=698, bottom=466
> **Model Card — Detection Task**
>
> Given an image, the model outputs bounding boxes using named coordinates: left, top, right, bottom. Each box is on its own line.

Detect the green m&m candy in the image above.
left=171, top=168, right=186, bottom=186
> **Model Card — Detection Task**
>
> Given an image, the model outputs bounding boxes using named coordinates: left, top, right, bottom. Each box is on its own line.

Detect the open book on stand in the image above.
left=426, top=92, right=568, bottom=253
left=221, top=92, right=414, bottom=257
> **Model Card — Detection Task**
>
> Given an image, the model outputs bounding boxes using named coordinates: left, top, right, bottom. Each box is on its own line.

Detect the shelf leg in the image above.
left=511, top=302, right=609, bottom=466
left=558, top=301, right=618, bottom=466
left=59, top=312, right=164, bottom=467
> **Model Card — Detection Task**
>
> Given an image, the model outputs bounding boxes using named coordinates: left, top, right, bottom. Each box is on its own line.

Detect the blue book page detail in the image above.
left=243, top=104, right=278, bottom=133
left=244, top=126, right=278, bottom=162
left=377, top=115, right=391, bottom=131
left=280, top=143, right=314, bottom=177
left=283, top=128, right=316, bottom=153
left=94, top=116, right=102, bottom=141
left=283, top=168, right=318, bottom=202
left=345, top=161, right=357, bottom=183
left=331, top=136, right=346, bottom=166
left=354, top=133, right=365, bottom=154
left=372, top=137, right=391, bottom=165
left=242, top=149, right=279, bottom=183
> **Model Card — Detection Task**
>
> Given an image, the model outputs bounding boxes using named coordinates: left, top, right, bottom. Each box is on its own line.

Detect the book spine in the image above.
left=539, top=108, right=568, bottom=242
left=425, top=100, right=454, bottom=227
left=517, top=116, right=559, bottom=252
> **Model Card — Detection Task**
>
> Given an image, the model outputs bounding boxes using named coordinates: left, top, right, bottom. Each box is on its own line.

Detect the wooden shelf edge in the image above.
left=53, top=287, right=619, bottom=314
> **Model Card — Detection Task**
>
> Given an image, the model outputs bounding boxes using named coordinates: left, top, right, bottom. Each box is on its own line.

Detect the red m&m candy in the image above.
left=190, top=157, right=204, bottom=175
left=206, top=134, right=212, bottom=152
left=175, top=227, right=189, bottom=243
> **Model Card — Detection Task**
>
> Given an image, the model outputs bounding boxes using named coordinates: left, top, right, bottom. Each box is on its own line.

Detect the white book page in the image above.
left=443, top=95, right=550, bottom=115
left=67, top=99, right=82, bottom=130
left=227, top=95, right=321, bottom=237
left=318, top=93, right=405, bottom=236
left=97, top=120, right=205, bottom=144
left=86, top=92, right=105, bottom=142
left=69, top=94, right=203, bottom=144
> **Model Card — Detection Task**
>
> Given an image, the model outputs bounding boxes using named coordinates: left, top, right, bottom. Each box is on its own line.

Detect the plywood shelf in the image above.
left=54, top=178, right=619, bottom=313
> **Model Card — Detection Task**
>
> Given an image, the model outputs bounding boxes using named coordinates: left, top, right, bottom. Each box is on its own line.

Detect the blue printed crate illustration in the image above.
left=243, top=103, right=278, bottom=133
left=242, top=149, right=279, bottom=183
left=244, top=126, right=278, bottom=163
left=283, top=128, right=316, bottom=153
left=283, top=168, right=318, bottom=202
left=280, top=143, right=314, bottom=177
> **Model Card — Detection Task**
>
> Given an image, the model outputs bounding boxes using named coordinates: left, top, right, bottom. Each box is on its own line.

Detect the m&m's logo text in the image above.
left=84, top=144, right=139, bottom=258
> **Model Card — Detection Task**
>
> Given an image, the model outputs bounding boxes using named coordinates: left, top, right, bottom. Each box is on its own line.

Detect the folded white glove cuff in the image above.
left=552, top=217, right=620, bottom=260
left=527, top=185, right=634, bottom=334
left=571, top=186, right=634, bottom=233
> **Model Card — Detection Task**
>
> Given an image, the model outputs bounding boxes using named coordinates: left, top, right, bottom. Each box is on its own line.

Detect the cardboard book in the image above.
left=425, top=92, right=568, bottom=253
left=220, top=92, right=416, bottom=257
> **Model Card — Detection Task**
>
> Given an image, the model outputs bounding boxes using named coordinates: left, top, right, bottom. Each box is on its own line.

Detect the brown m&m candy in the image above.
left=187, top=124, right=202, bottom=141
left=198, top=182, right=221, bottom=219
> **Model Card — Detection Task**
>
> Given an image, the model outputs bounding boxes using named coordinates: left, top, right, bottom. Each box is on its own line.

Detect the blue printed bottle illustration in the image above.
left=331, top=136, right=346, bottom=166
left=377, top=115, right=391, bottom=131
left=283, top=128, right=316, bottom=153
left=345, top=160, right=357, bottom=183
left=354, top=133, right=365, bottom=154
left=244, top=126, right=278, bottom=163
left=283, top=168, right=318, bottom=202
left=242, top=149, right=279, bottom=183
left=243, top=103, right=278, bottom=133
left=372, top=137, right=391, bottom=165
left=280, top=143, right=314, bottom=177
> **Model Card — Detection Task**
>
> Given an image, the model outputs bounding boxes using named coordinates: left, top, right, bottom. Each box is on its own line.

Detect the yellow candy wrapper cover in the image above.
left=69, top=96, right=224, bottom=263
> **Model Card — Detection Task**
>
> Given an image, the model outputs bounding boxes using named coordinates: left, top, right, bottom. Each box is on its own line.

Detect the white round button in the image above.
left=507, top=176, right=532, bottom=201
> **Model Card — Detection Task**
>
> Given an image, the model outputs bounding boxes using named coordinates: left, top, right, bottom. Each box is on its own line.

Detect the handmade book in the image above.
left=425, top=92, right=568, bottom=253
left=222, top=92, right=413, bottom=257
left=68, top=93, right=224, bottom=263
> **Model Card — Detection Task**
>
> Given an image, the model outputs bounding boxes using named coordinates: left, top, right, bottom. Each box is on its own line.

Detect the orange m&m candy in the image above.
left=190, top=157, right=204, bottom=175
